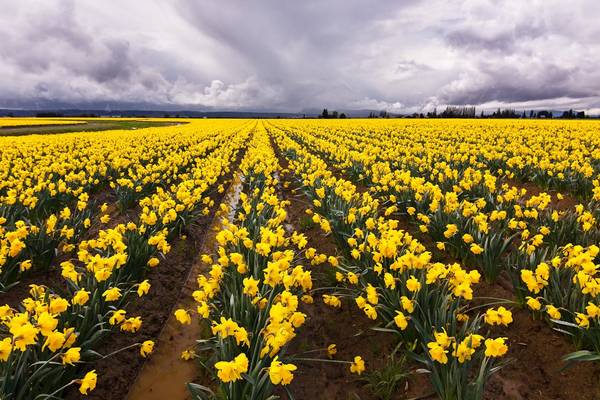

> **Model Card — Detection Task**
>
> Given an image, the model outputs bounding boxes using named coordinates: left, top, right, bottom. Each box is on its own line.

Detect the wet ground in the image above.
left=126, top=173, right=243, bottom=400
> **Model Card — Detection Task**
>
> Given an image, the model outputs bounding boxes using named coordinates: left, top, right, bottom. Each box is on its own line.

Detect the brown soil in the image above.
left=0, top=268, right=67, bottom=308
left=504, top=179, right=579, bottom=211
left=127, top=172, right=243, bottom=400
left=281, top=296, right=431, bottom=400
left=474, top=281, right=600, bottom=400
left=485, top=308, right=600, bottom=400
left=64, top=207, right=214, bottom=400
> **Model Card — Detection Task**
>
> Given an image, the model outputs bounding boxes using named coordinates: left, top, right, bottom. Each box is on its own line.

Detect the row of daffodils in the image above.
left=0, top=120, right=251, bottom=399
left=266, top=123, right=511, bottom=400
left=178, top=125, right=367, bottom=400
left=267, top=118, right=600, bottom=391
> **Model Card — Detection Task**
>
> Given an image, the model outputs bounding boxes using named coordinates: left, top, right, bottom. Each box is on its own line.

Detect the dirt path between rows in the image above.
left=126, top=172, right=243, bottom=400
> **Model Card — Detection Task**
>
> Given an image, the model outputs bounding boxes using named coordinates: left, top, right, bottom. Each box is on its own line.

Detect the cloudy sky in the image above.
left=1, top=0, right=599, bottom=113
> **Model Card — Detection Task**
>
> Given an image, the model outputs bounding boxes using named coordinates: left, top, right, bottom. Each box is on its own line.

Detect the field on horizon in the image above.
left=2, top=117, right=600, bottom=400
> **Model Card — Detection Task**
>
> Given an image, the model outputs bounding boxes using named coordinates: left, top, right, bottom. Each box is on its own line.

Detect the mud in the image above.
left=504, top=178, right=580, bottom=211
left=475, top=281, right=600, bottom=400
left=126, top=173, right=243, bottom=400
left=64, top=214, right=213, bottom=400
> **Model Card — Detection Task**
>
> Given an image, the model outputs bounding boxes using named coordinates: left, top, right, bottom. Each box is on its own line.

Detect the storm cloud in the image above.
left=1, top=0, right=599, bottom=112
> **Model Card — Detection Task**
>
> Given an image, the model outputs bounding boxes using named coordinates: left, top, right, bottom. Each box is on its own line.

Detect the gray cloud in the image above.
left=0, top=0, right=599, bottom=112
left=445, top=19, right=548, bottom=53
left=438, top=62, right=593, bottom=105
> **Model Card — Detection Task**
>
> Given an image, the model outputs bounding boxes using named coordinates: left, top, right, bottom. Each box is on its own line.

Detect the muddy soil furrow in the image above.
left=63, top=138, right=250, bottom=400
left=126, top=171, right=244, bottom=400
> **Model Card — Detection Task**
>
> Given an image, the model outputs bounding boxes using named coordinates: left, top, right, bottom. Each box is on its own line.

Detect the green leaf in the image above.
left=187, top=383, right=215, bottom=400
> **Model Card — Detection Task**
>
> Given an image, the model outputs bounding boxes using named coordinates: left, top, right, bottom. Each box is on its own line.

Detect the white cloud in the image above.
left=169, top=77, right=283, bottom=109
left=349, top=98, right=404, bottom=113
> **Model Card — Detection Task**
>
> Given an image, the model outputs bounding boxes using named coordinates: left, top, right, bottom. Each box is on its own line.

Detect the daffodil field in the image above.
left=1, top=118, right=600, bottom=399
left=0, top=119, right=86, bottom=128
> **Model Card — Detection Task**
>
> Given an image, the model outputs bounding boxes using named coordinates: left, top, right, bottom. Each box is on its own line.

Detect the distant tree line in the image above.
left=487, top=108, right=520, bottom=118
left=317, top=106, right=591, bottom=119
left=320, top=109, right=347, bottom=119
left=368, top=111, right=390, bottom=118
left=34, top=112, right=101, bottom=118
left=423, top=106, right=589, bottom=119
left=560, top=109, right=586, bottom=119
left=35, top=112, right=65, bottom=117
left=426, top=106, right=476, bottom=118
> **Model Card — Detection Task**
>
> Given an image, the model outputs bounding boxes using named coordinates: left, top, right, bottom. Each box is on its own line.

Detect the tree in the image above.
left=332, top=110, right=339, bottom=119
left=339, top=113, right=347, bottom=119
left=440, top=106, right=476, bottom=118
left=321, top=109, right=329, bottom=118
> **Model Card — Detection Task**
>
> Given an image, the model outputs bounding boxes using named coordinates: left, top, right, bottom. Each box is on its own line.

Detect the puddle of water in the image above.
left=127, top=173, right=243, bottom=400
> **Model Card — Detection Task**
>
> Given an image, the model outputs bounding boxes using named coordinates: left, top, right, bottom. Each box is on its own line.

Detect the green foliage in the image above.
left=363, top=352, right=410, bottom=400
